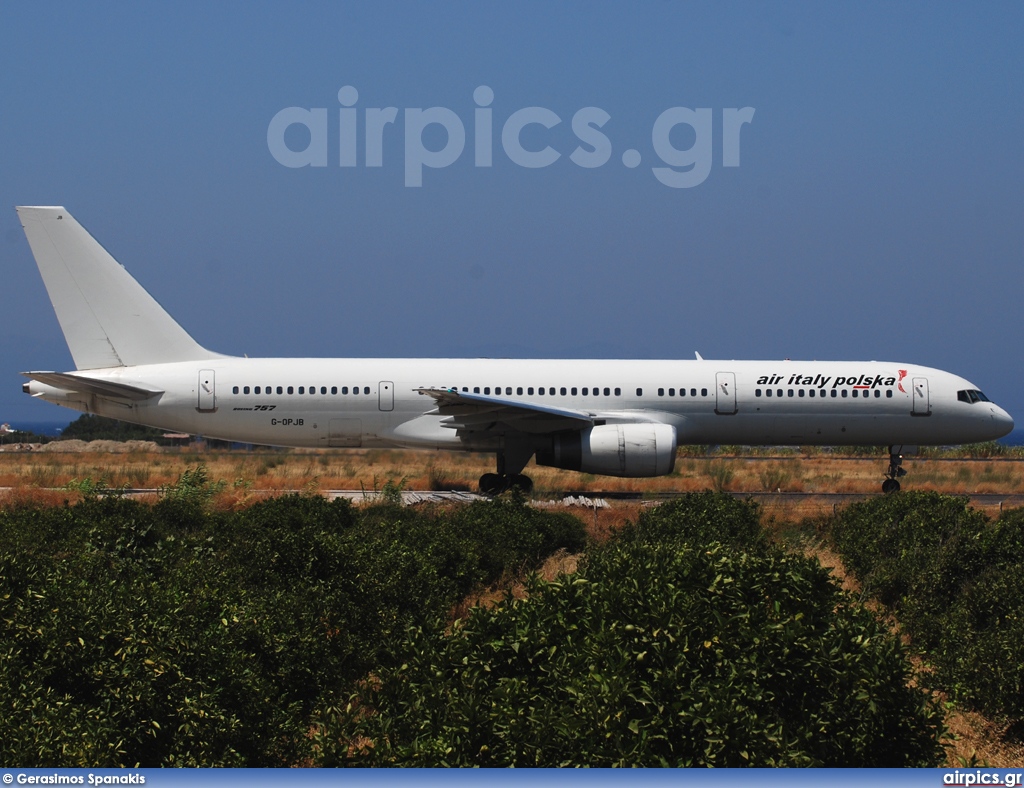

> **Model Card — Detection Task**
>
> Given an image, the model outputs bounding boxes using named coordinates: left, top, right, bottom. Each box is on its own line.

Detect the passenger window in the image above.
left=788, top=389, right=794, bottom=397
left=614, top=388, right=620, bottom=396
left=255, top=386, right=261, bottom=394
left=517, top=387, right=523, bottom=395
left=798, top=389, right=804, bottom=397
left=298, top=386, right=304, bottom=394
left=605, top=387, right=612, bottom=396
left=506, top=387, right=512, bottom=395
left=658, top=388, right=665, bottom=397
left=830, top=390, right=837, bottom=398
left=636, top=388, right=643, bottom=397
left=776, top=389, right=782, bottom=397
left=232, top=386, right=239, bottom=394
left=277, top=386, right=283, bottom=394
left=886, top=390, right=893, bottom=398
left=874, top=390, right=880, bottom=398
left=691, top=388, right=697, bottom=397
left=331, top=386, right=337, bottom=395
left=484, top=387, right=490, bottom=395
left=287, top=386, right=294, bottom=394
left=582, top=388, right=588, bottom=396
left=528, top=387, right=534, bottom=395
left=669, top=388, right=675, bottom=396
left=809, top=389, right=815, bottom=397
left=560, top=387, right=567, bottom=396
left=571, top=387, right=577, bottom=396
left=474, top=387, right=480, bottom=394
left=766, top=389, right=773, bottom=397
left=841, top=390, right=848, bottom=398
left=755, top=389, right=762, bottom=397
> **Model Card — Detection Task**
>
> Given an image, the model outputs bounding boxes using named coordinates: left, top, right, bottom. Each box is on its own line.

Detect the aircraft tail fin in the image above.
left=16, top=206, right=222, bottom=370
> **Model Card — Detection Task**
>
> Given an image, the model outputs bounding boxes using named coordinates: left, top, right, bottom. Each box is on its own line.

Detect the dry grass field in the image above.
left=2, top=440, right=1023, bottom=765
left=2, top=441, right=1023, bottom=507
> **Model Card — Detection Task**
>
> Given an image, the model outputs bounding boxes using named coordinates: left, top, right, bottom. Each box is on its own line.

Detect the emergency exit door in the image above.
left=197, top=369, right=216, bottom=412
left=379, top=381, right=394, bottom=412
left=715, top=371, right=737, bottom=415
left=912, top=377, right=930, bottom=416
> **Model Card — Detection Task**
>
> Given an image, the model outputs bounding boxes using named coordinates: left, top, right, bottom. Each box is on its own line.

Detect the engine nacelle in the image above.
left=536, top=423, right=677, bottom=478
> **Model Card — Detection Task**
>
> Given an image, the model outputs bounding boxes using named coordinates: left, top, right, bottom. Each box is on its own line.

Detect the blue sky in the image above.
left=1, top=2, right=1022, bottom=425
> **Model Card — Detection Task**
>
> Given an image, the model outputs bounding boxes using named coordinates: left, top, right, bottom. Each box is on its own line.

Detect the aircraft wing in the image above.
left=22, top=371, right=164, bottom=402
left=415, top=388, right=595, bottom=434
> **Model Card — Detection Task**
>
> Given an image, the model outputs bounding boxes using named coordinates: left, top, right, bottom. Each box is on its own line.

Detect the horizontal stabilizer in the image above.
left=22, top=371, right=163, bottom=402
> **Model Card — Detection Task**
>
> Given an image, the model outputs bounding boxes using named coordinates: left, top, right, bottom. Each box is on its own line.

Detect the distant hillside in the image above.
left=59, top=415, right=175, bottom=445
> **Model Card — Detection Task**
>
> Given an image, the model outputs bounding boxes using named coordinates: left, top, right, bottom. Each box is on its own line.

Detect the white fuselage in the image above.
left=28, top=357, right=1014, bottom=451
left=17, top=205, right=1014, bottom=488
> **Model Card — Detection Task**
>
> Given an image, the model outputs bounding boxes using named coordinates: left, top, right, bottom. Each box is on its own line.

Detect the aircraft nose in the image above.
left=992, top=405, right=1015, bottom=437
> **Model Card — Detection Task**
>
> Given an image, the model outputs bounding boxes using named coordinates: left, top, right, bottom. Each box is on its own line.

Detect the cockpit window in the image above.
left=957, top=389, right=990, bottom=404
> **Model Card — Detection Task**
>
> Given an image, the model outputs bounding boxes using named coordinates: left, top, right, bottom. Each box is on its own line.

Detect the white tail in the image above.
left=16, top=206, right=222, bottom=369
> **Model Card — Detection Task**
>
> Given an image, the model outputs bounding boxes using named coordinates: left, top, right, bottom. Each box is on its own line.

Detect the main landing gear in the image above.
left=479, top=473, right=534, bottom=496
left=479, top=446, right=534, bottom=496
left=882, top=446, right=909, bottom=494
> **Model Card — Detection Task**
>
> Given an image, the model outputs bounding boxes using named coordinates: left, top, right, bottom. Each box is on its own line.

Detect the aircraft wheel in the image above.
left=510, top=474, right=534, bottom=495
left=479, top=473, right=506, bottom=496
left=882, top=478, right=901, bottom=494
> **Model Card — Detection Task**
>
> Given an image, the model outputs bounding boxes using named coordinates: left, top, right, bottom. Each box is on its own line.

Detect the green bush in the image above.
left=339, top=495, right=943, bottom=767
left=825, top=493, right=990, bottom=643
left=616, top=491, right=768, bottom=553
left=823, top=494, right=1024, bottom=718
left=0, top=494, right=585, bottom=766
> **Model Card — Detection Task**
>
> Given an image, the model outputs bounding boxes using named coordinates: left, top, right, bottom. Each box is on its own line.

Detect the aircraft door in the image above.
left=379, top=381, right=394, bottom=412
left=197, top=369, right=216, bottom=412
left=912, top=377, right=930, bottom=415
left=715, top=371, right=737, bottom=415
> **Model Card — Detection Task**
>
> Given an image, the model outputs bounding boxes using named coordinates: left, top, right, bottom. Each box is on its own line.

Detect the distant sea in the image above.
left=5, top=420, right=71, bottom=437
left=999, top=429, right=1024, bottom=447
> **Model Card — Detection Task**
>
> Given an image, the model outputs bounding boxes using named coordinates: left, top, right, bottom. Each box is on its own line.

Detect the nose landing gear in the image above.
left=882, top=446, right=910, bottom=493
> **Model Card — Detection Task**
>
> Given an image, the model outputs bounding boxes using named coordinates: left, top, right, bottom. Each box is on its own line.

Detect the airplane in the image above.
left=15, top=205, right=1014, bottom=495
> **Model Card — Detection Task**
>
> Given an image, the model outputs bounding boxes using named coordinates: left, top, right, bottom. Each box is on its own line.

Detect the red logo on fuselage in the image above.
left=897, top=369, right=908, bottom=393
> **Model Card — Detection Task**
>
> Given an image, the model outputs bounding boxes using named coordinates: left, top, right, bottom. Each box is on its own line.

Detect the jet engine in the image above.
left=535, top=423, right=677, bottom=477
